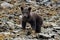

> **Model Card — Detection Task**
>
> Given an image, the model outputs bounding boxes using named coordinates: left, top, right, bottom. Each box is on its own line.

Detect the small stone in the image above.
left=19, top=15, right=23, bottom=19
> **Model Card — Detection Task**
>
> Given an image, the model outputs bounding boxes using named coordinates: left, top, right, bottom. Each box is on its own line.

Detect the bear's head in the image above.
left=21, top=7, right=31, bottom=18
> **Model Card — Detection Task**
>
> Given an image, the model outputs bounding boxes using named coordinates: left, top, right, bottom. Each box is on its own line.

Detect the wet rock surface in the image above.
left=0, top=0, right=60, bottom=40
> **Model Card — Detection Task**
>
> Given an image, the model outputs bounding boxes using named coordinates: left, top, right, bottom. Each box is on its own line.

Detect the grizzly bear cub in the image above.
left=21, top=7, right=43, bottom=34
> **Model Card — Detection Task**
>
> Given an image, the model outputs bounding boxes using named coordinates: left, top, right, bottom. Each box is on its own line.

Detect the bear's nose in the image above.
left=23, top=14, right=28, bottom=17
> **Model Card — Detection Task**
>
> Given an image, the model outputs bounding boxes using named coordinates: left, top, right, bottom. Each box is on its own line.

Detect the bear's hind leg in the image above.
left=35, top=25, right=41, bottom=33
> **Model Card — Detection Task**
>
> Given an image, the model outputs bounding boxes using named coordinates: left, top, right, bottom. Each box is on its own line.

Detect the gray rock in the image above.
left=5, top=0, right=11, bottom=2
left=13, top=37, right=22, bottom=40
left=50, top=22, right=58, bottom=27
left=1, top=2, right=13, bottom=8
left=26, top=0, right=31, bottom=3
left=56, top=2, right=60, bottom=7
left=38, top=33, right=56, bottom=38
left=56, top=30, right=60, bottom=34
left=7, top=21, right=15, bottom=29
left=53, top=27, right=60, bottom=30
left=53, top=29, right=60, bottom=34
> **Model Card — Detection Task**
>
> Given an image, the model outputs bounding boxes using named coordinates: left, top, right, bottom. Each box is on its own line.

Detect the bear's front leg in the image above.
left=31, top=22, right=36, bottom=31
left=22, top=21, right=26, bottom=30
left=30, top=20, right=36, bottom=37
left=19, top=21, right=26, bottom=35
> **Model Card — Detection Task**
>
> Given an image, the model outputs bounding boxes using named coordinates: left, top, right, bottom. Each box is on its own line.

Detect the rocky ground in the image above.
left=0, top=0, right=60, bottom=40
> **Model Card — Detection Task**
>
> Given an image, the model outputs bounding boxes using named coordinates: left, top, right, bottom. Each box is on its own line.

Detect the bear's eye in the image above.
left=22, top=11, right=29, bottom=14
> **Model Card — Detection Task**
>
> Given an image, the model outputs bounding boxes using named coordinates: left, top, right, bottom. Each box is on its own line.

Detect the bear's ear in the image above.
left=28, top=7, right=31, bottom=12
left=21, top=7, right=23, bottom=11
